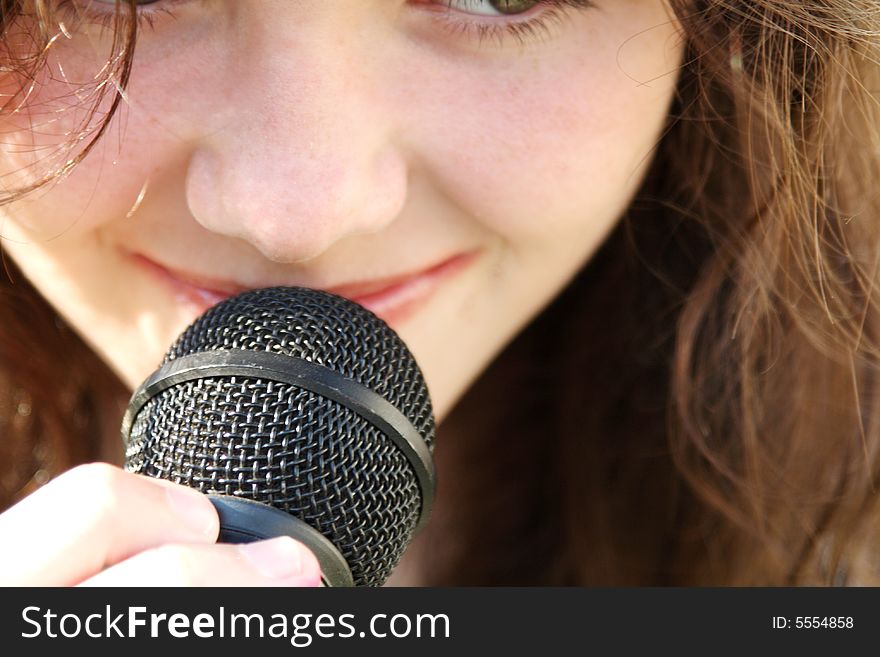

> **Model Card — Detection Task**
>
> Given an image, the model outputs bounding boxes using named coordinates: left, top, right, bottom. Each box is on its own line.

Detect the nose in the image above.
left=183, top=15, right=407, bottom=263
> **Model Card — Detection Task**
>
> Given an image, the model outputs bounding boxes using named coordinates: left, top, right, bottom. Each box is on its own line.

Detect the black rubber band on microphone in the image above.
left=121, top=349, right=435, bottom=530
left=208, top=495, right=353, bottom=587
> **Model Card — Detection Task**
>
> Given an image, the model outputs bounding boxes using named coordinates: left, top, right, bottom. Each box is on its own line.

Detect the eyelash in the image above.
left=56, top=0, right=597, bottom=45
left=428, top=1, right=597, bottom=46
left=56, top=0, right=182, bottom=31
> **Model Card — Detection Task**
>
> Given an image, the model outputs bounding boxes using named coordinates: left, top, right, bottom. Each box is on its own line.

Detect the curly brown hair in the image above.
left=2, top=0, right=879, bottom=585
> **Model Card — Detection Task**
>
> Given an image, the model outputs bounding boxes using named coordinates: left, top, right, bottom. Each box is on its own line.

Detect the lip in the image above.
left=129, top=250, right=477, bottom=326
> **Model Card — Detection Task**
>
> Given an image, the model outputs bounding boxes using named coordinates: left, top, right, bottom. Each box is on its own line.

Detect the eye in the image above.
left=59, top=0, right=183, bottom=31
left=443, top=0, right=542, bottom=17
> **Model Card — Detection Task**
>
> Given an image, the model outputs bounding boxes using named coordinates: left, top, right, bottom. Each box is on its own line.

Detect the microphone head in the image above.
left=121, top=286, right=435, bottom=586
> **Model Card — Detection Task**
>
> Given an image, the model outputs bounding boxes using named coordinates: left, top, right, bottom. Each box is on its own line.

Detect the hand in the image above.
left=0, top=462, right=322, bottom=586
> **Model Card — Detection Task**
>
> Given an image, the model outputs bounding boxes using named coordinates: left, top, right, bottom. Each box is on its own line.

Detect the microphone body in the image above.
left=120, top=286, right=435, bottom=587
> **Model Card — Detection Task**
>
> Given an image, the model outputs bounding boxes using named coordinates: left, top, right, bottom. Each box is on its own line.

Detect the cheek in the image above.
left=436, top=83, right=670, bottom=241
left=0, top=95, right=185, bottom=240
left=0, top=132, right=174, bottom=240
left=0, top=25, right=186, bottom=239
left=412, top=19, right=681, bottom=247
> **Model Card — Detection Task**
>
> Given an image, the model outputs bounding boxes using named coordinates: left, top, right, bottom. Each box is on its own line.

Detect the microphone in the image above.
left=119, top=286, right=436, bottom=587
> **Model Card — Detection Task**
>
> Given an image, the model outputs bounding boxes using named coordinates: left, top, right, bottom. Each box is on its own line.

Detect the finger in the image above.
left=79, top=536, right=323, bottom=587
left=0, top=462, right=219, bottom=586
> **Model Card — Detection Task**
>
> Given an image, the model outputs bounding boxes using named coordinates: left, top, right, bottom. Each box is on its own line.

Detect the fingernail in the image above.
left=164, top=486, right=219, bottom=539
left=239, top=537, right=308, bottom=579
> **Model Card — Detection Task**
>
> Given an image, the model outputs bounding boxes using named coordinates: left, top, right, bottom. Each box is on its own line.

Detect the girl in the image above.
left=0, top=0, right=877, bottom=586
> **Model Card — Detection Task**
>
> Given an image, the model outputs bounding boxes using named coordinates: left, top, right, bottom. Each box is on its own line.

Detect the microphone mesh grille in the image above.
left=124, top=287, right=435, bottom=586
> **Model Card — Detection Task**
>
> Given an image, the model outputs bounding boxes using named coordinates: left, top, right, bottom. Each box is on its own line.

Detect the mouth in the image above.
left=129, top=250, right=477, bottom=327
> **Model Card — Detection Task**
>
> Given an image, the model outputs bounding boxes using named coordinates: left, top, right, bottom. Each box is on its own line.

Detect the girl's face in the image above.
left=1, top=1, right=682, bottom=420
